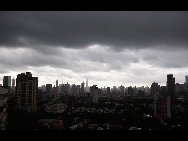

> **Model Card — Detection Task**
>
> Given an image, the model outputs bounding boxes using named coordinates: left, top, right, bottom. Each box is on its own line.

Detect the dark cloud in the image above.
left=1, top=11, right=188, bottom=51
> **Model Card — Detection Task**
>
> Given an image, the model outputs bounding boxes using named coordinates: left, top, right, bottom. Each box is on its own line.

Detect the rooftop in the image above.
left=38, top=119, right=61, bottom=122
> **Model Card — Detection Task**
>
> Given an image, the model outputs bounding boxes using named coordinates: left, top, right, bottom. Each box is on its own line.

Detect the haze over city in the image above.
left=0, top=11, right=188, bottom=87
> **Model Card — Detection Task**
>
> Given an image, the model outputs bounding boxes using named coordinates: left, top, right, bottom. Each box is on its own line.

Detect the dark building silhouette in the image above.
left=3, top=76, right=11, bottom=87
left=46, top=84, right=52, bottom=96
left=56, top=79, right=58, bottom=87
left=107, top=87, right=110, bottom=96
left=15, top=72, right=38, bottom=112
left=138, top=90, right=145, bottom=98
left=3, top=76, right=11, bottom=94
left=166, top=74, right=175, bottom=100
left=154, top=93, right=171, bottom=120
left=151, top=81, right=160, bottom=98
left=128, top=86, right=133, bottom=96
left=0, top=86, right=9, bottom=130
left=12, top=77, right=15, bottom=88
left=160, top=86, right=166, bottom=96
left=81, top=81, right=84, bottom=93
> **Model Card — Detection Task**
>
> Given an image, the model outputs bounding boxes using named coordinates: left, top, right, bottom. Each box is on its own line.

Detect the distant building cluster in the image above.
left=1, top=72, right=188, bottom=129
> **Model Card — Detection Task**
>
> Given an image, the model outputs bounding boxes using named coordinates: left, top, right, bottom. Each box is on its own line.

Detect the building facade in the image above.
left=154, top=93, right=171, bottom=120
left=166, top=74, right=175, bottom=100
left=0, top=87, right=9, bottom=130
left=81, top=81, right=85, bottom=93
left=107, top=87, right=110, bottom=96
left=90, top=85, right=99, bottom=103
left=128, top=86, right=133, bottom=96
left=16, top=72, right=38, bottom=112
left=46, top=84, right=52, bottom=96
left=3, top=76, right=11, bottom=87
left=151, top=82, right=160, bottom=98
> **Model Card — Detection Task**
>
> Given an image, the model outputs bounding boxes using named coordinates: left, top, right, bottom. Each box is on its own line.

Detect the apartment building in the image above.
left=0, top=87, right=9, bottom=130
left=15, top=72, right=38, bottom=112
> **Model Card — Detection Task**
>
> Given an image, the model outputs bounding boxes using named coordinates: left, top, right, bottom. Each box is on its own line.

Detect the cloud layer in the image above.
left=1, top=11, right=188, bottom=51
left=0, top=11, right=188, bottom=87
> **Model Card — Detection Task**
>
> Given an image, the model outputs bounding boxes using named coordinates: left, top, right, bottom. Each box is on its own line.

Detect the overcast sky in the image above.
left=0, top=11, right=188, bottom=88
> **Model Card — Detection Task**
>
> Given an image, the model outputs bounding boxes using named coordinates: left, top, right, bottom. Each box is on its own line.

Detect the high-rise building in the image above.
left=61, top=82, right=70, bottom=95
left=128, top=86, right=133, bottom=96
left=72, top=84, right=77, bottom=95
left=76, top=85, right=80, bottom=94
left=160, top=86, right=166, bottom=96
left=46, top=84, right=52, bottom=96
left=64, top=82, right=70, bottom=95
left=185, top=75, right=188, bottom=84
left=119, top=85, right=124, bottom=93
left=3, top=76, right=11, bottom=87
left=3, top=76, right=11, bottom=94
left=15, top=72, right=38, bottom=112
left=113, top=86, right=117, bottom=94
left=154, top=93, right=171, bottom=120
left=11, top=77, right=16, bottom=93
left=90, top=85, right=99, bottom=103
left=107, top=87, right=110, bottom=96
left=151, top=81, right=160, bottom=98
left=56, top=79, right=58, bottom=87
left=53, top=85, right=59, bottom=96
left=166, top=74, right=175, bottom=100
left=12, top=77, right=15, bottom=88
left=138, top=90, right=145, bottom=98
left=86, top=79, right=88, bottom=92
left=185, top=75, right=188, bottom=89
left=81, top=81, right=84, bottom=93
left=0, top=86, right=9, bottom=130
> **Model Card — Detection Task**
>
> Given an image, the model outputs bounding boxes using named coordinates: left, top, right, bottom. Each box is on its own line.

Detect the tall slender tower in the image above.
left=166, top=74, right=175, bottom=100
left=86, top=79, right=88, bottom=88
left=81, top=81, right=84, bottom=93
left=56, top=79, right=58, bottom=87
left=12, top=77, right=15, bottom=88
left=86, top=79, right=88, bottom=92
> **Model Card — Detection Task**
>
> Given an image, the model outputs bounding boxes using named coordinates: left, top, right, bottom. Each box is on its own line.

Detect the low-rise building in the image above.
left=38, top=119, right=63, bottom=130
left=45, top=104, right=65, bottom=113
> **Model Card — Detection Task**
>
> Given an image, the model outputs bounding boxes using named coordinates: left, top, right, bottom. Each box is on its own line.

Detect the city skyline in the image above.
left=1, top=73, right=188, bottom=89
left=0, top=11, right=188, bottom=88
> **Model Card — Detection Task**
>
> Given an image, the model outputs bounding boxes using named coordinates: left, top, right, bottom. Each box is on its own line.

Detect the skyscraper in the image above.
left=3, top=76, right=11, bottom=87
left=166, top=74, right=175, bottom=100
left=15, top=72, right=38, bottom=112
left=185, top=75, right=188, bottom=84
left=185, top=75, right=188, bottom=89
left=90, top=85, right=99, bottom=103
left=151, top=81, right=160, bottom=98
left=46, top=84, right=52, bottom=96
left=128, top=86, right=133, bottom=96
left=12, top=77, right=15, bottom=88
left=86, top=79, right=89, bottom=92
left=154, top=93, right=171, bottom=120
left=81, top=81, right=84, bottom=93
left=107, top=87, right=110, bottom=96
left=3, top=76, right=11, bottom=93
left=56, top=79, right=58, bottom=87
left=0, top=87, right=9, bottom=130
left=86, top=79, right=88, bottom=89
